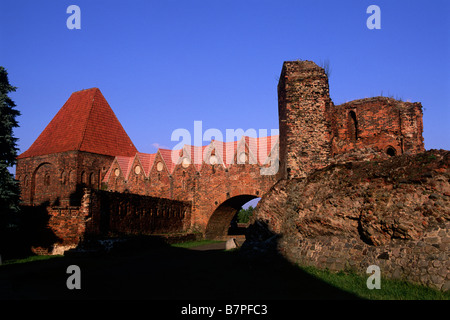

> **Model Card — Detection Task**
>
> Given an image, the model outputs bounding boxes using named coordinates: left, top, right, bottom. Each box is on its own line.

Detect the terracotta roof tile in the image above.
left=18, top=88, right=137, bottom=159
left=158, top=148, right=177, bottom=174
left=137, top=152, right=156, bottom=176
left=116, top=156, right=134, bottom=179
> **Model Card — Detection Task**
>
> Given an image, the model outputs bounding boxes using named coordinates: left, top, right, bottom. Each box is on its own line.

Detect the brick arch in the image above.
left=348, top=110, right=358, bottom=141
left=89, top=172, right=95, bottom=187
left=31, top=162, right=54, bottom=205
left=204, top=193, right=260, bottom=239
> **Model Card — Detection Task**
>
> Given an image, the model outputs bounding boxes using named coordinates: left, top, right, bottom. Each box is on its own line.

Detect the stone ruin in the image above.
left=247, top=60, right=449, bottom=292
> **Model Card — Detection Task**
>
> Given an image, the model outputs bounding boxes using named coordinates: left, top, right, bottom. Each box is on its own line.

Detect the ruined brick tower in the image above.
left=278, top=60, right=425, bottom=179
left=278, top=60, right=333, bottom=179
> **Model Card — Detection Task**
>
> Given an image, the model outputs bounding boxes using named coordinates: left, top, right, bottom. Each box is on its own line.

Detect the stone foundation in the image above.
left=280, top=223, right=450, bottom=291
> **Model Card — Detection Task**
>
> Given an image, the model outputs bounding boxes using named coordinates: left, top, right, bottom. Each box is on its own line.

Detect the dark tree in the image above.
left=237, top=205, right=254, bottom=224
left=0, top=66, right=21, bottom=231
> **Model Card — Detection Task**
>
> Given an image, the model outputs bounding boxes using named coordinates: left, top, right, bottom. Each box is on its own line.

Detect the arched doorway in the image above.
left=205, top=195, right=259, bottom=240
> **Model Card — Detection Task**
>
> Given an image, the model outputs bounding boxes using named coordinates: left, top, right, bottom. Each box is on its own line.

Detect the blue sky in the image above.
left=1, top=0, right=449, bottom=163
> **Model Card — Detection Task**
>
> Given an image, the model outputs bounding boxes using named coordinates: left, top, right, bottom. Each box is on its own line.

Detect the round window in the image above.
left=156, top=161, right=164, bottom=172
left=134, top=165, right=141, bottom=174
left=239, top=152, right=247, bottom=163
left=182, top=157, right=191, bottom=168
left=209, top=155, right=218, bottom=165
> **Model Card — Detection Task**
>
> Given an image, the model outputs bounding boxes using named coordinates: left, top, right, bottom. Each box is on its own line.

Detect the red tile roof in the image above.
left=137, top=152, right=157, bottom=176
left=158, top=148, right=177, bottom=174
left=116, top=155, right=135, bottom=178
left=102, top=135, right=279, bottom=182
left=18, top=88, right=137, bottom=159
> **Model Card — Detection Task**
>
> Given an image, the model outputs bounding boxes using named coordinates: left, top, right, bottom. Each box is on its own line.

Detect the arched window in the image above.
left=81, top=171, right=86, bottom=184
left=89, top=172, right=95, bottom=186
left=44, top=174, right=51, bottom=186
left=348, top=110, right=358, bottom=141
left=61, top=171, right=67, bottom=185
left=68, top=170, right=75, bottom=184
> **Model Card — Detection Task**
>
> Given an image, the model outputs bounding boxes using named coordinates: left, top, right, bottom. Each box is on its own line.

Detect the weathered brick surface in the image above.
left=24, top=205, right=85, bottom=255
left=83, top=189, right=191, bottom=236
left=278, top=60, right=424, bottom=179
left=16, top=151, right=113, bottom=206
left=281, top=226, right=450, bottom=291
left=23, top=187, right=192, bottom=254
left=278, top=61, right=333, bottom=179
left=251, top=149, right=450, bottom=291
left=331, top=97, right=424, bottom=157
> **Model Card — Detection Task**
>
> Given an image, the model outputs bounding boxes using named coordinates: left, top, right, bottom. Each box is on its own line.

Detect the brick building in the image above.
left=16, top=88, right=137, bottom=207
left=15, top=60, right=425, bottom=253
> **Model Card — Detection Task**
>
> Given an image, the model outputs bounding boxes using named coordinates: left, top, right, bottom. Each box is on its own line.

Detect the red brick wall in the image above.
left=16, top=151, right=114, bottom=206
left=104, top=158, right=278, bottom=237
left=330, top=97, right=425, bottom=156
left=24, top=187, right=192, bottom=254
left=23, top=205, right=86, bottom=255
left=83, top=189, right=191, bottom=236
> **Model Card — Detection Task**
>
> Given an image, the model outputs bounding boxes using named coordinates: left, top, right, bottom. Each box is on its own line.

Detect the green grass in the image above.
left=170, top=239, right=223, bottom=248
left=299, top=265, right=450, bottom=300
left=1, top=254, right=63, bottom=266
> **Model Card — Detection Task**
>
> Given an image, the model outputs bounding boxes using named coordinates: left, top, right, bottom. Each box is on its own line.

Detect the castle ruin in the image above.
left=16, top=60, right=426, bottom=255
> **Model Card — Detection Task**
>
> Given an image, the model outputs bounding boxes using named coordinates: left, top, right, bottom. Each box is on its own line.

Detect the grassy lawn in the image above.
left=299, top=265, right=450, bottom=300
left=170, top=239, right=223, bottom=248
left=1, top=254, right=63, bottom=266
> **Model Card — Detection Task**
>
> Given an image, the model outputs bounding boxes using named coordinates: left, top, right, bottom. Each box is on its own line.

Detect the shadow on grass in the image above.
left=0, top=236, right=361, bottom=300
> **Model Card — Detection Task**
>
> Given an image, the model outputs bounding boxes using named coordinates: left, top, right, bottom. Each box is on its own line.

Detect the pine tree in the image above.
left=0, top=66, right=21, bottom=228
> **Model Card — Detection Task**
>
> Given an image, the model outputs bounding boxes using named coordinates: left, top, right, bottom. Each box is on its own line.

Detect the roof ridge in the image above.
left=77, top=89, right=97, bottom=151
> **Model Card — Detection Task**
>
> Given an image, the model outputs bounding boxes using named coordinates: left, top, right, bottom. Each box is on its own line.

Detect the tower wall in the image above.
left=277, top=60, right=333, bottom=179
left=16, top=151, right=113, bottom=206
